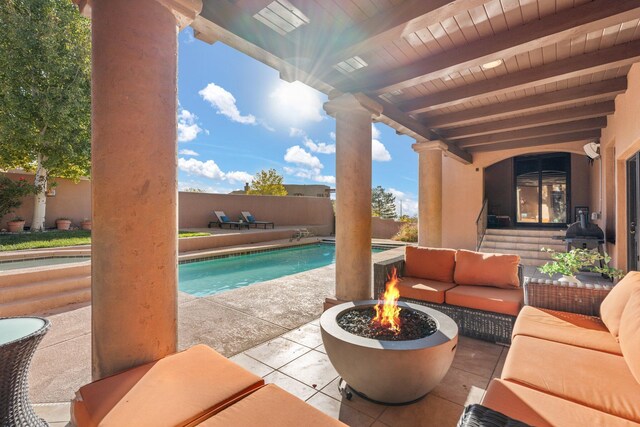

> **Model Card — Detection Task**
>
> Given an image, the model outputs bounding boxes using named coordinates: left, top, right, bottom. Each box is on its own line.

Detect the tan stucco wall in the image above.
left=371, top=217, right=403, bottom=239
left=1, top=173, right=335, bottom=232
left=592, top=63, right=640, bottom=270
left=440, top=141, right=589, bottom=251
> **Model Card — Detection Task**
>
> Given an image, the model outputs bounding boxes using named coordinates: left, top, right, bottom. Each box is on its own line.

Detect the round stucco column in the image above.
left=413, top=142, right=446, bottom=248
left=90, top=0, right=200, bottom=379
left=324, top=94, right=383, bottom=301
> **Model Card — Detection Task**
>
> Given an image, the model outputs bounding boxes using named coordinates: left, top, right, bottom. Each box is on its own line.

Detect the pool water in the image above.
left=179, top=243, right=389, bottom=297
left=0, top=257, right=90, bottom=271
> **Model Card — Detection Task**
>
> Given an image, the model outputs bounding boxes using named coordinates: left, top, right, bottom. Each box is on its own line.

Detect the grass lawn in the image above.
left=0, top=230, right=210, bottom=251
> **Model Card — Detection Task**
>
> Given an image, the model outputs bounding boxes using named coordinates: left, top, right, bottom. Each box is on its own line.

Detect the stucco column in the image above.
left=324, top=94, right=383, bottom=301
left=88, top=0, right=201, bottom=380
left=412, top=142, right=447, bottom=248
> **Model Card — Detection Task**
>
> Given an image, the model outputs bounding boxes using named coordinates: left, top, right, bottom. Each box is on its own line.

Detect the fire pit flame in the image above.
left=372, top=267, right=402, bottom=334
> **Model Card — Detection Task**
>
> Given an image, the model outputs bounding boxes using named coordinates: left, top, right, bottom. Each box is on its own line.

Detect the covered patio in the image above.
left=23, top=0, right=640, bottom=425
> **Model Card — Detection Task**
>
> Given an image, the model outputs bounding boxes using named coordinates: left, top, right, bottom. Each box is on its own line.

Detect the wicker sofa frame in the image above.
left=374, top=256, right=523, bottom=345
left=523, top=279, right=613, bottom=316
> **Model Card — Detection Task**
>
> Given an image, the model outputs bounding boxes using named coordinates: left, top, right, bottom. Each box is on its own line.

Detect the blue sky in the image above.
left=176, top=28, right=419, bottom=216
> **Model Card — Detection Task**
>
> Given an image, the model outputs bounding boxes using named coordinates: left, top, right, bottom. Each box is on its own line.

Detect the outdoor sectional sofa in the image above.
left=70, top=344, right=346, bottom=427
left=460, top=271, right=640, bottom=426
left=374, top=246, right=524, bottom=344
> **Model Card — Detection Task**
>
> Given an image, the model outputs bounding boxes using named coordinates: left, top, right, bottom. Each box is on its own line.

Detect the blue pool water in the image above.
left=179, top=243, right=389, bottom=297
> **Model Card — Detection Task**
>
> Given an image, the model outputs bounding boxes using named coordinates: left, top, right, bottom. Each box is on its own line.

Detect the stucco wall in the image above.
left=371, top=217, right=404, bottom=239
left=1, top=172, right=335, bottom=232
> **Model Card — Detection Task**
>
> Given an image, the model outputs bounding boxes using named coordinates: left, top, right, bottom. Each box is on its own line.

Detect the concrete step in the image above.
left=0, top=288, right=91, bottom=317
left=0, top=275, right=91, bottom=304
left=486, top=228, right=564, bottom=238
left=483, top=247, right=554, bottom=260
left=0, top=263, right=90, bottom=287
left=520, top=257, right=550, bottom=267
left=480, top=240, right=565, bottom=252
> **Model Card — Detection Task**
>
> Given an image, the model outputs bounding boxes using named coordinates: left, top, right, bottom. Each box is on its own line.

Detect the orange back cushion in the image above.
left=404, top=246, right=456, bottom=283
left=600, top=271, right=640, bottom=339
left=454, top=250, right=520, bottom=288
left=619, top=289, right=640, bottom=384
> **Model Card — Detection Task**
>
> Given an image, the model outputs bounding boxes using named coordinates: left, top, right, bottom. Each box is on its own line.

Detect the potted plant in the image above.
left=0, top=176, right=34, bottom=232
left=56, top=217, right=72, bottom=230
left=7, top=216, right=25, bottom=232
left=539, top=247, right=625, bottom=284
left=80, top=218, right=92, bottom=230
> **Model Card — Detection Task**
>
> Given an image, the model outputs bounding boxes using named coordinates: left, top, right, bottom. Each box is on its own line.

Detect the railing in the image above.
left=476, top=198, right=489, bottom=251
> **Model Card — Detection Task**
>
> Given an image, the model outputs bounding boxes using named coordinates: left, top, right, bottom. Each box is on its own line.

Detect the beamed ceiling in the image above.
left=192, top=0, right=640, bottom=164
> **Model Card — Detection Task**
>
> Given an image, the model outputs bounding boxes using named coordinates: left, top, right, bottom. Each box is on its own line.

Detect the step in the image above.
left=480, top=240, right=565, bottom=252
left=0, top=275, right=91, bottom=304
left=0, top=288, right=91, bottom=317
left=520, top=257, right=550, bottom=267
left=0, top=263, right=91, bottom=287
left=482, top=235, right=564, bottom=246
left=486, top=228, right=564, bottom=238
left=479, top=247, right=554, bottom=260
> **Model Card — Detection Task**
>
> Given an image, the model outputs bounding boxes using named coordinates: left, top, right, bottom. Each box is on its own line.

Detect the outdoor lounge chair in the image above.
left=240, top=211, right=274, bottom=229
left=208, top=211, right=249, bottom=229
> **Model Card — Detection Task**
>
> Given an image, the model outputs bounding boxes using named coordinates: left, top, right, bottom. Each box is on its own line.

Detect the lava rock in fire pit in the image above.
left=337, top=307, right=437, bottom=341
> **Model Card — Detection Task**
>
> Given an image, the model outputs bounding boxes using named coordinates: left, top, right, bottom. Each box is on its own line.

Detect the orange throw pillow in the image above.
left=454, top=249, right=520, bottom=288
left=600, top=271, right=640, bottom=339
left=404, top=246, right=456, bottom=283
left=619, top=289, right=640, bottom=384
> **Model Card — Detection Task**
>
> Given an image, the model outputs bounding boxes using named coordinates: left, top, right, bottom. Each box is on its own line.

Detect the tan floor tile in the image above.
left=378, top=394, right=463, bottom=427
left=371, top=422, right=390, bottom=427
left=34, top=402, right=70, bottom=423
left=280, top=350, right=339, bottom=390
left=431, top=367, right=489, bottom=406
left=308, top=318, right=320, bottom=326
left=264, top=371, right=318, bottom=401
left=306, top=393, right=375, bottom=427
left=229, top=353, right=273, bottom=377
left=244, top=337, right=310, bottom=369
left=452, top=337, right=502, bottom=379
left=281, top=323, right=323, bottom=348
left=320, top=378, right=386, bottom=419
left=491, top=347, right=508, bottom=379
left=315, top=343, right=326, bottom=353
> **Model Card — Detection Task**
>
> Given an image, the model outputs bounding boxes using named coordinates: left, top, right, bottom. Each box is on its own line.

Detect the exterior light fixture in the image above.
left=481, top=59, right=503, bottom=70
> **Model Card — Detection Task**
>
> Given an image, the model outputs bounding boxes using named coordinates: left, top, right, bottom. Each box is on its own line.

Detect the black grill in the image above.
left=563, top=210, right=604, bottom=250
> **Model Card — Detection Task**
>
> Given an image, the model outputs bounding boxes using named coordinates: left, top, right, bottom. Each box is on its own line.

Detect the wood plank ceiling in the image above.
left=192, top=0, right=640, bottom=164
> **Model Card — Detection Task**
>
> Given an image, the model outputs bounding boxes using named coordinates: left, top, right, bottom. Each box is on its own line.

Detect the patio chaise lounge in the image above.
left=208, top=211, right=249, bottom=229
left=71, top=344, right=345, bottom=426
left=459, top=271, right=640, bottom=426
left=241, top=211, right=274, bottom=229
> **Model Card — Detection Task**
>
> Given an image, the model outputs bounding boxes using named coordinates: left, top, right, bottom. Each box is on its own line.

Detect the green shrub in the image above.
left=392, top=222, right=418, bottom=242
left=538, top=247, right=624, bottom=280
left=0, top=176, right=35, bottom=219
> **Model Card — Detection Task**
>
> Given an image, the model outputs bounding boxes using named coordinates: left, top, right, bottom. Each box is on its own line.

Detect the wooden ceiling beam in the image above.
left=424, top=77, right=626, bottom=128
left=399, top=40, right=640, bottom=114
left=344, top=0, right=640, bottom=94
left=326, top=0, right=488, bottom=66
left=456, top=117, right=607, bottom=148
left=442, top=102, right=615, bottom=140
left=467, top=130, right=601, bottom=153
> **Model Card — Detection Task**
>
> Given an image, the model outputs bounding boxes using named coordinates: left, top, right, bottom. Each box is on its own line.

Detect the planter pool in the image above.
left=179, top=243, right=392, bottom=297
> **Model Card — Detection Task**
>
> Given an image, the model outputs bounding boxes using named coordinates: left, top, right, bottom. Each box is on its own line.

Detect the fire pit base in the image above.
left=321, top=300, right=458, bottom=405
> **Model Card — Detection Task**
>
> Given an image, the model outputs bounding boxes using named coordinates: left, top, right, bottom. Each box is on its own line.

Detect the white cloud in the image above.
left=178, top=109, right=203, bottom=142
left=372, top=139, right=392, bottom=162
left=178, top=149, right=199, bottom=156
left=284, top=145, right=323, bottom=169
left=178, top=157, right=253, bottom=184
left=388, top=188, right=418, bottom=217
left=199, top=83, right=256, bottom=125
left=284, top=166, right=335, bottom=184
left=270, top=81, right=324, bottom=123
left=289, top=127, right=306, bottom=137
left=304, top=137, right=335, bottom=154
left=372, top=124, right=381, bottom=139
left=329, top=132, right=336, bottom=140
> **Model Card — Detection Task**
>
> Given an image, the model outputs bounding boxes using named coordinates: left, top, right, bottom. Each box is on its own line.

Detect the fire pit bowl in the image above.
left=320, top=300, right=458, bottom=405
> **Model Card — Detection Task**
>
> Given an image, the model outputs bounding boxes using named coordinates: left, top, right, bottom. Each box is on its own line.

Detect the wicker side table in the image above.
left=523, top=278, right=613, bottom=316
left=0, top=317, right=51, bottom=427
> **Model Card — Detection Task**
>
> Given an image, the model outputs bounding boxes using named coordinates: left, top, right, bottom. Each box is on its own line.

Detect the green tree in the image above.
left=372, top=186, right=397, bottom=219
left=0, top=0, right=91, bottom=230
left=247, top=169, right=288, bottom=196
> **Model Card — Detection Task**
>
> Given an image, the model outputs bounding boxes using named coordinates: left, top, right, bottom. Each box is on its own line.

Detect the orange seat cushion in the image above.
left=502, top=335, right=640, bottom=423
left=445, top=285, right=523, bottom=316
left=404, top=246, right=457, bottom=283
left=198, top=384, right=347, bottom=426
left=619, top=289, right=640, bottom=384
left=397, top=276, right=456, bottom=304
left=454, top=249, right=520, bottom=288
left=71, top=345, right=264, bottom=427
left=600, top=271, right=640, bottom=339
left=512, top=306, right=621, bottom=355
left=482, top=379, right=638, bottom=427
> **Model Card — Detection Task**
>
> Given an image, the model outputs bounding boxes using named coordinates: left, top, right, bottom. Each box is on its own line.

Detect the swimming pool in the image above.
left=0, top=256, right=90, bottom=271
left=179, top=243, right=391, bottom=297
